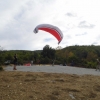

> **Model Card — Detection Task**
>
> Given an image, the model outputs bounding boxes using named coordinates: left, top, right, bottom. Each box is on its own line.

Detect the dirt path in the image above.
left=4, top=65, right=100, bottom=75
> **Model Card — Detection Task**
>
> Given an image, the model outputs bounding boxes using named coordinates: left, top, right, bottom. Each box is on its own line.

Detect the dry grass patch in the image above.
left=0, top=71, right=100, bottom=100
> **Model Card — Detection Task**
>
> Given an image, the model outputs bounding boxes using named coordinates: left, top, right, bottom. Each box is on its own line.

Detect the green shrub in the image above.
left=86, top=61, right=96, bottom=69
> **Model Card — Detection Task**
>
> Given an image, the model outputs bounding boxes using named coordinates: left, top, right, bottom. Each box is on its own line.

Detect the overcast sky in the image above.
left=0, top=0, right=100, bottom=50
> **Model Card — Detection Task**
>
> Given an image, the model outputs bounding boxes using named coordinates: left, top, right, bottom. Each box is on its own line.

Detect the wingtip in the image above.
left=58, top=41, right=60, bottom=45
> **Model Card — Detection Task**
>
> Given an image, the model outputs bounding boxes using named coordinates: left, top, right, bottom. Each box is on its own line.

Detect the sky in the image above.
left=0, top=0, right=100, bottom=50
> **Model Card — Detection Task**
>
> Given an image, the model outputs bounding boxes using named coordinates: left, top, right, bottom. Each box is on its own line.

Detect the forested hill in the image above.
left=63, top=45, right=100, bottom=53
left=61, top=45, right=100, bottom=59
left=0, top=45, right=100, bottom=68
left=57, top=45, right=100, bottom=68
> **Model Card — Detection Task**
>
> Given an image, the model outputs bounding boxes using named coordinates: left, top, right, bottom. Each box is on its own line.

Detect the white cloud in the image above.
left=0, top=0, right=100, bottom=50
left=78, top=21, right=95, bottom=28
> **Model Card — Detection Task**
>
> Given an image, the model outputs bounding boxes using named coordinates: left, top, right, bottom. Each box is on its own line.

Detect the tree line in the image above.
left=0, top=45, right=100, bottom=69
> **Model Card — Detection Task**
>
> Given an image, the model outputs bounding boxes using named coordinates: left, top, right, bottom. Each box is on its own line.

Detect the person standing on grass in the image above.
left=96, top=59, right=100, bottom=71
left=13, top=54, right=17, bottom=70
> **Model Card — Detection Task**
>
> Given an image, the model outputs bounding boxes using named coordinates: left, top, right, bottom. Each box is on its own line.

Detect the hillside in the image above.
left=0, top=45, right=100, bottom=68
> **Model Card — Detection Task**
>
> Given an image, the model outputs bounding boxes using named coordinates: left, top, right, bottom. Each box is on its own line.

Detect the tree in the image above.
left=41, top=45, right=55, bottom=59
left=86, top=51, right=98, bottom=61
left=33, top=52, right=38, bottom=63
left=0, top=46, right=5, bottom=64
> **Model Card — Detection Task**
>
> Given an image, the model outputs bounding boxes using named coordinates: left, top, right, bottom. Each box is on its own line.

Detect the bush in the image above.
left=41, top=57, right=50, bottom=64
left=86, top=61, right=96, bottom=69
left=0, top=66, right=3, bottom=71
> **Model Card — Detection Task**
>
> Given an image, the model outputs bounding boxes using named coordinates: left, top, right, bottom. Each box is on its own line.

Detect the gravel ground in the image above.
left=4, top=65, right=100, bottom=76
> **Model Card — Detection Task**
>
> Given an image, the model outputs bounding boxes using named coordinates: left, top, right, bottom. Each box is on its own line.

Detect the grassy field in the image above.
left=0, top=71, right=100, bottom=100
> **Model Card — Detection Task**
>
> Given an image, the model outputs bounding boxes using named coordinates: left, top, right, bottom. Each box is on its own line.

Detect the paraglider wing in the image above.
left=34, top=24, right=63, bottom=44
